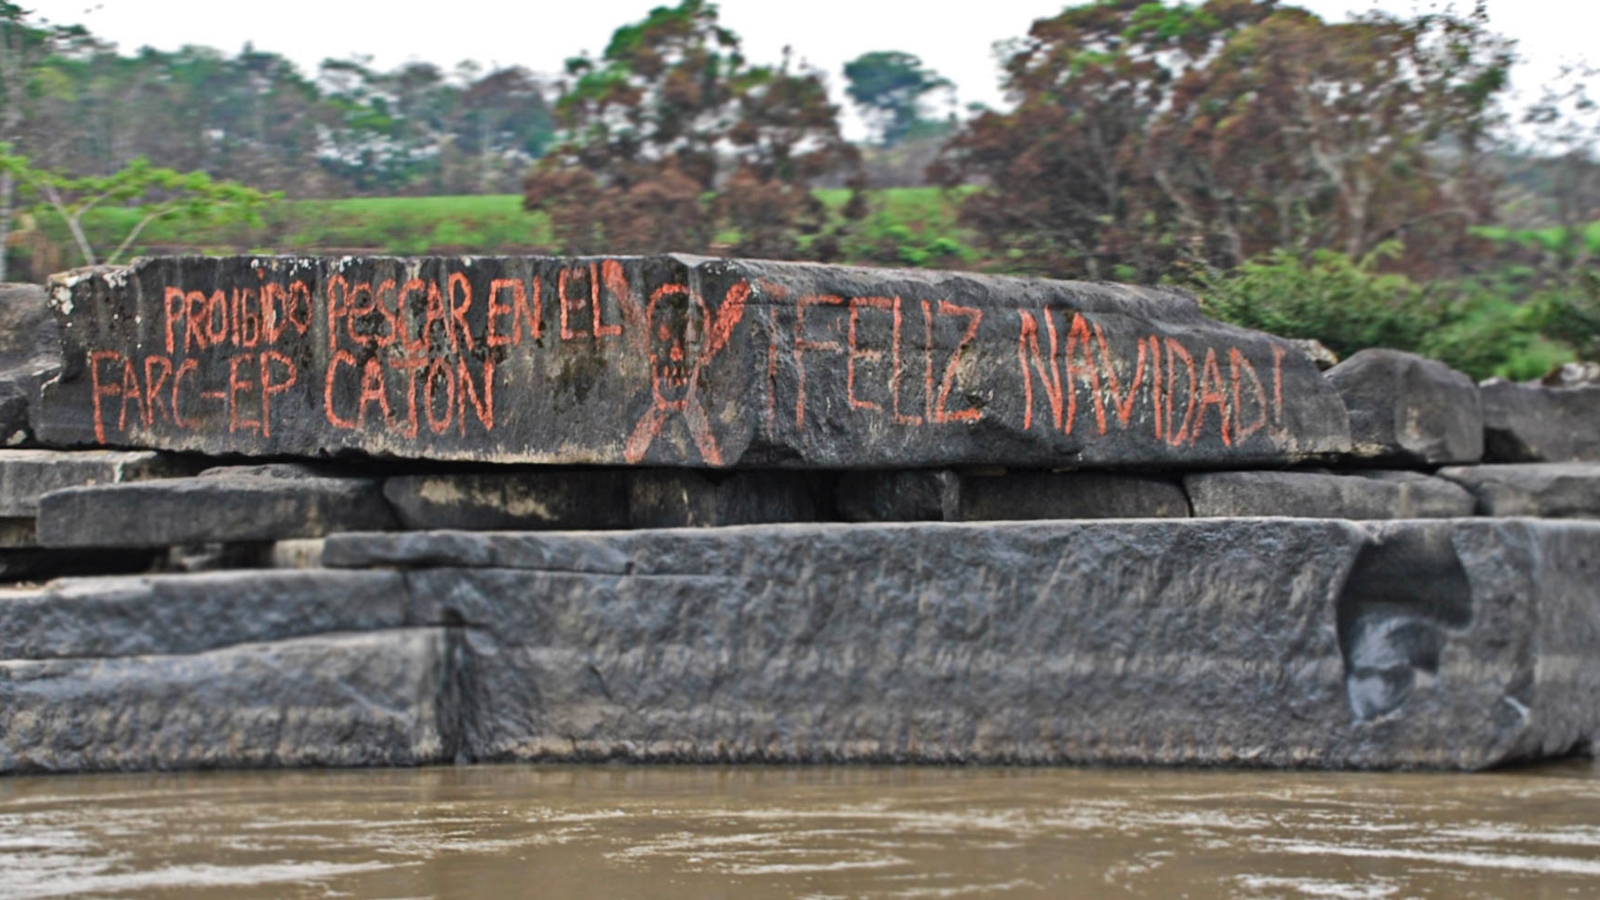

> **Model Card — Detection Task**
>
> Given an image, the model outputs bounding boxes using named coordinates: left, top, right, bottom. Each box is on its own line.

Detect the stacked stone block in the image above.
left=5, top=255, right=1600, bottom=773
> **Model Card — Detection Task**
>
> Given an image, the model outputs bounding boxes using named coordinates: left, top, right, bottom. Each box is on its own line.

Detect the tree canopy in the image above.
left=843, top=51, right=951, bottom=147
left=935, top=0, right=1515, bottom=281
left=0, top=148, right=277, bottom=266
left=522, top=0, right=862, bottom=259
left=0, top=4, right=555, bottom=199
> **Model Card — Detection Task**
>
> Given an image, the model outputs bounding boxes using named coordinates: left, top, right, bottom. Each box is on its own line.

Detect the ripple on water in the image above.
left=0, top=763, right=1597, bottom=898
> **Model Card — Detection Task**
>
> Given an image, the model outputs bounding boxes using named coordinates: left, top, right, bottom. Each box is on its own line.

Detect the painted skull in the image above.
left=646, top=286, right=707, bottom=406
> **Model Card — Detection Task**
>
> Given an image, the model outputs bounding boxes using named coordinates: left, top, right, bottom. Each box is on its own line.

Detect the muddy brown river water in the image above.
left=3, top=762, right=1600, bottom=899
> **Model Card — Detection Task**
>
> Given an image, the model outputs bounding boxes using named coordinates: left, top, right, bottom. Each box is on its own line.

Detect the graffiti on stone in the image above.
left=39, top=256, right=1352, bottom=467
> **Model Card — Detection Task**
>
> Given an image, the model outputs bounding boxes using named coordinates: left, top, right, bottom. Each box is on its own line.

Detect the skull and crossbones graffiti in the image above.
left=622, top=279, right=749, bottom=465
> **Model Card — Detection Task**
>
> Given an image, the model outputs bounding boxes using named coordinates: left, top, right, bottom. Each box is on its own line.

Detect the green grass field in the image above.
left=47, top=188, right=1586, bottom=276
left=1472, top=222, right=1600, bottom=254
left=32, top=188, right=976, bottom=265
left=65, top=193, right=559, bottom=259
left=25, top=188, right=1593, bottom=270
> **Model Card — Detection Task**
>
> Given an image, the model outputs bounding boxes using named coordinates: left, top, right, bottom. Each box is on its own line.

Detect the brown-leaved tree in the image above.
left=522, top=0, right=861, bottom=259
left=935, top=0, right=1513, bottom=281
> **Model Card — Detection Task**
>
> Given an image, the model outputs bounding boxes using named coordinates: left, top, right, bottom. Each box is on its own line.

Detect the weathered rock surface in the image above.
left=1185, top=470, right=1475, bottom=519
left=199, top=462, right=333, bottom=479
left=0, top=284, right=63, bottom=373
left=384, top=471, right=629, bottom=531
left=0, top=548, right=160, bottom=583
left=322, top=519, right=1600, bottom=769
left=146, top=536, right=330, bottom=572
left=269, top=538, right=327, bottom=569
left=0, top=383, right=30, bottom=448
left=5, top=518, right=1598, bottom=772
left=1326, top=349, right=1482, bottom=465
left=0, top=629, right=456, bottom=774
left=0, top=518, right=34, bottom=549
left=0, top=449, right=187, bottom=517
left=628, top=470, right=831, bottom=528
left=839, top=469, right=1187, bottom=521
left=0, top=569, right=406, bottom=659
left=836, top=470, right=960, bottom=522
left=958, top=471, right=1188, bottom=520
left=1480, top=379, right=1600, bottom=462
left=1338, top=519, right=1599, bottom=765
left=1438, top=463, right=1600, bottom=518
left=36, top=473, right=396, bottom=548
left=1353, top=470, right=1482, bottom=513
left=0, top=283, right=63, bottom=447
left=38, top=255, right=1352, bottom=469
left=1286, top=338, right=1340, bottom=371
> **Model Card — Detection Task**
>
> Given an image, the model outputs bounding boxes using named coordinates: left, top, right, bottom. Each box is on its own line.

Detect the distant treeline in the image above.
left=0, top=8, right=556, bottom=197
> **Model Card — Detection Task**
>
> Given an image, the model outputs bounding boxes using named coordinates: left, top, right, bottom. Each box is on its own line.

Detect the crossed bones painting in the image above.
left=622, top=278, right=749, bottom=466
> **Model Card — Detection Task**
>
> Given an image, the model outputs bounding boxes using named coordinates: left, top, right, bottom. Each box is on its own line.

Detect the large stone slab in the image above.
left=1338, top=519, right=1599, bottom=764
left=0, top=567, right=444, bottom=772
left=1437, top=463, right=1600, bottom=518
left=38, top=256, right=1352, bottom=469
left=837, top=469, right=1189, bottom=521
left=1326, top=349, right=1482, bottom=465
left=0, top=448, right=188, bottom=517
left=628, top=470, right=832, bottom=528
left=0, top=629, right=456, bottom=774
left=0, top=283, right=63, bottom=374
left=326, top=519, right=1600, bottom=769
left=37, top=472, right=396, bottom=548
left=0, top=283, right=63, bottom=447
left=0, top=569, right=406, bottom=659
left=1480, top=379, right=1600, bottom=462
left=1185, top=470, right=1475, bottom=519
left=383, top=471, right=630, bottom=531
left=5, top=518, right=1596, bottom=773
left=836, top=470, right=961, bottom=521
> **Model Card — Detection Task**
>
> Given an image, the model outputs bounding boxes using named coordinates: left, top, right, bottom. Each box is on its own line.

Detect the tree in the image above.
left=934, top=0, right=1215, bottom=279
left=0, top=1, right=62, bottom=280
left=3, top=12, right=335, bottom=198
left=717, top=49, right=862, bottom=258
left=842, top=51, right=951, bottom=147
left=0, top=4, right=555, bottom=206
left=1146, top=2, right=1512, bottom=276
left=1522, top=62, right=1600, bottom=270
left=314, top=57, right=437, bottom=193
left=312, top=56, right=558, bottom=196
left=935, top=0, right=1514, bottom=281
left=523, top=0, right=861, bottom=258
left=451, top=65, right=555, bottom=194
left=0, top=150, right=277, bottom=266
left=0, top=1, right=28, bottom=281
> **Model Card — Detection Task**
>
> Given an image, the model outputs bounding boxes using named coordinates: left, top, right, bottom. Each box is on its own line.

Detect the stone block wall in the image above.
left=5, top=259, right=1600, bottom=773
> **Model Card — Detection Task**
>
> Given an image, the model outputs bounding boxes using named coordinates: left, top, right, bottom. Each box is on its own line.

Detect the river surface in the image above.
left=3, top=762, right=1600, bottom=899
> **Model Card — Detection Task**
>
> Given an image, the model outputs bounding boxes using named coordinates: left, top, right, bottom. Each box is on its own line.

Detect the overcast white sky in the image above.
left=20, top=0, right=1597, bottom=137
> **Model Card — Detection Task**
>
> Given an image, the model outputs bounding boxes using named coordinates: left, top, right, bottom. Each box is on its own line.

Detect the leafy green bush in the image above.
left=1195, top=245, right=1444, bottom=358
left=822, top=187, right=980, bottom=268
left=1195, top=244, right=1568, bottom=381
left=1529, top=270, right=1600, bottom=363
left=1418, top=291, right=1536, bottom=380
